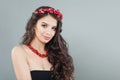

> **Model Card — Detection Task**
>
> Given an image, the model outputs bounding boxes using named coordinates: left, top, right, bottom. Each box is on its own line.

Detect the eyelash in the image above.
left=52, top=27, right=56, bottom=31
left=41, top=24, right=56, bottom=31
left=42, top=24, right=47, bottom=28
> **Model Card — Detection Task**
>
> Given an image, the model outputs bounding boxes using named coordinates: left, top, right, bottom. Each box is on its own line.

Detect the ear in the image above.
left=33, top=25, right=37, bottom=31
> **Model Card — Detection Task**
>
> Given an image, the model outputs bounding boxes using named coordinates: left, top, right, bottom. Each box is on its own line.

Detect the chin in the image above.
left=41, top=38, right=52, bottom=44
left=42, top=40, right=50, bottom=44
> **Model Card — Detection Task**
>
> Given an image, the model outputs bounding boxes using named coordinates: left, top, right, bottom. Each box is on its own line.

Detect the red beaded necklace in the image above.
left=27, top=45, right=48, bottom=58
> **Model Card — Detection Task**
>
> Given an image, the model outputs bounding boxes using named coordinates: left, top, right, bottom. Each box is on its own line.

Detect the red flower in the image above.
left=35, top=8, right=63, bottom=20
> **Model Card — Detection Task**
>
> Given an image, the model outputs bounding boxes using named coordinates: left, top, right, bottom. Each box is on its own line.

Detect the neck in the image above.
left=30, top=38, right=46, bottom=54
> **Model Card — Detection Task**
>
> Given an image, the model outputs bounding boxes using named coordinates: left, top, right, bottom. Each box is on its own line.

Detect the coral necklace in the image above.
left=27, top=45, right=48, bottom=58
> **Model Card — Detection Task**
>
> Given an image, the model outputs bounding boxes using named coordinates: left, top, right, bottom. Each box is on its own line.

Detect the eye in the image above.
left=41, top=24, right=47, bottom=28
left=52, top=27, right=57, bottom=31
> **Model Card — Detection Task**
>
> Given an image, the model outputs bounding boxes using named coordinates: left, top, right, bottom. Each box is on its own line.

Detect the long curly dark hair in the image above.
left=21, top=6, right=74, bottom=80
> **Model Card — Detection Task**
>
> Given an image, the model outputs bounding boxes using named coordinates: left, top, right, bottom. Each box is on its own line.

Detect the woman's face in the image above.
left=34, top=15, right=57, bottom=44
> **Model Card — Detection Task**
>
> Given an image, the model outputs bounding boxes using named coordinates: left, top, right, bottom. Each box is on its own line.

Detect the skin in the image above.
left=11, top=15, right=57, bottom=80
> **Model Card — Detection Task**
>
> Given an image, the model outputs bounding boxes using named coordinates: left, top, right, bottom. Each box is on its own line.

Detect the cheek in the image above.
left=52, top=31, right=56, bottom=37
left=35, top=28, right=42, bottom=37
left=37, top=27, right=44, bottom=34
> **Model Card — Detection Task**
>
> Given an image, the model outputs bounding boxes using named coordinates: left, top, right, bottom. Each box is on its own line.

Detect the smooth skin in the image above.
left=11, top=15, right=57, bottom=80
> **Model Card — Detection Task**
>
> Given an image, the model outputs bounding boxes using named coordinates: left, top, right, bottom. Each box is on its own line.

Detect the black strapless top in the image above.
left=30, top=70, right=52, bottom=80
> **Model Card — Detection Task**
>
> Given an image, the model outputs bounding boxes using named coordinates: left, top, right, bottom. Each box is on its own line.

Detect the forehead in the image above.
left=37, top=15, right=57, bottom=26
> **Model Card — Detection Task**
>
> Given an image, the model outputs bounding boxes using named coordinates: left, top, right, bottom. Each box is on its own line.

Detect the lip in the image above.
left=44, top=36, right=51, bottom=40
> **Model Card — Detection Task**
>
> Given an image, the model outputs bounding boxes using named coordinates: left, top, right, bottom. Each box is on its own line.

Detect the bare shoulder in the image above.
left=11, top=45, right=26, bottom=58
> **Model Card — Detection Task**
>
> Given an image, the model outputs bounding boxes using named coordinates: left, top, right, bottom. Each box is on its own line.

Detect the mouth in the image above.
left=44, top=36, right=51, bottom=40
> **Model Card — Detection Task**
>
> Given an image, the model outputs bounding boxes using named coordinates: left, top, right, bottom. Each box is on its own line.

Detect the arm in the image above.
left=11, top=46, right=32, bottom=80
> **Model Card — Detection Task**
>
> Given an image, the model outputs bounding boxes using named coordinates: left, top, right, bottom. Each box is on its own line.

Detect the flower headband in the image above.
left=34, top=8, right=63, bottom=20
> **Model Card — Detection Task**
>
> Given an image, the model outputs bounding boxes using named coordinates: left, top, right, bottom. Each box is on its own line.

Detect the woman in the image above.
left=12, top=6, right=74, bottom=80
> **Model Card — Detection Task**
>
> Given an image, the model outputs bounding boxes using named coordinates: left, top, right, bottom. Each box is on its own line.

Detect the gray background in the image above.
left=0, top=0, right=120, bottom=80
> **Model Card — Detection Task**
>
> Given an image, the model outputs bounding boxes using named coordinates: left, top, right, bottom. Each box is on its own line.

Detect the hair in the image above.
left=21, top=6, right=74, bottom=80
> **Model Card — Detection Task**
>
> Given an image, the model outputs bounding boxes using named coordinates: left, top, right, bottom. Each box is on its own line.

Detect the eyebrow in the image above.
left=41, top=22, right=57, bottom=28
left=41, top=22, right=47, bottom=25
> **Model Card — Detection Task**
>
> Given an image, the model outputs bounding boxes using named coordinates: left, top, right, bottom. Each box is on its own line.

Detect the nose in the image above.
left=45, top=28, right=52, bottom=35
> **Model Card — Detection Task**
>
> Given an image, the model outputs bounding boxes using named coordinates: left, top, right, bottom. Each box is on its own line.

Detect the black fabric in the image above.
left=30, top=70, right=51, bottom=80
